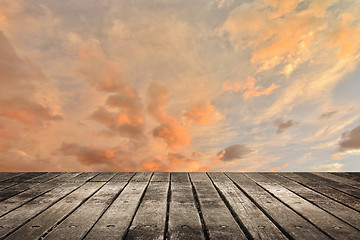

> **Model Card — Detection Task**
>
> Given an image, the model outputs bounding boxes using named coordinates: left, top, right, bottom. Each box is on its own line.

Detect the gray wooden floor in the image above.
left=0, top=172, right=359, bottom=239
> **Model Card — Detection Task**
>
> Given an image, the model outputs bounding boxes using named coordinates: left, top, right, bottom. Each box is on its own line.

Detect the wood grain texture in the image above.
left=189, top=172, right=247, bottom=240
left=125, top=181, right=169, bottom=239
left=226, top=172, right=330, bottom=239
left=0, top=172, right=358, bottom=240
left=208, top=172, right=288, bottom=240
left=245, top=172, right=359, bottom=239
left=263, top=172, right=360, bottom=230
left=84, top=181, right=150, bottom=239
left=280, top=172, right=360, bottom=211
left=6, top=182, right=104, bottom=240
left=43, top=182, right=128, bottom=240
left=168, top=174, right=205, bottom=240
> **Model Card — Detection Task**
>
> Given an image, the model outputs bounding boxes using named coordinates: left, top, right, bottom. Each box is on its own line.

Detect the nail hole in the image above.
left=107, top=225, right=115, bottom=228
left=333, top=226, right=341, bottom=229
left=295, top=226, right=302, bottom=228
left=69, top=225, right=77, bottom=228
left=32, top=225, right=41, bottom=229
left=258, top=226, right=265, bottom=229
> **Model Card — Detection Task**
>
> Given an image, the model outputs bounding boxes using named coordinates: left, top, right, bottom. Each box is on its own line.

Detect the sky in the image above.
left=0, top=0, right=360, bottom=172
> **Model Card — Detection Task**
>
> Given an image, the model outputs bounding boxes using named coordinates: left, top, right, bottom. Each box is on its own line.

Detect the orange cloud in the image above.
left=269, top=163, right=289, bottom=172
left=57, top=142, right=132, bottom=171
left=326, top=14, right=360, bottom=58
left=78, top=44, right=146, bottom=140
left=220, top=1, right=333, bottom=74
left=168, top=153, right=195, bottom=166
left=184, top=100, right=223, bottom=125
left=264, top=0, right=298, bottom=19
left=148, top=82, right=191, bottom=149
left=141, top=157, right=170, bottom=172
left=223, top=76, right=279, bottom=99
left=0, top=97, right=63, bottom=126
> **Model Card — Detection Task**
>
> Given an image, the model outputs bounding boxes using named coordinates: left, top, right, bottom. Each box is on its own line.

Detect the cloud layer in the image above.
left=1, top=0, right=360, bottom=171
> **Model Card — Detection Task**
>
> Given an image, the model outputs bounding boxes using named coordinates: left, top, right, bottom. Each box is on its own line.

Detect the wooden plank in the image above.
left=47, top=172, right=82, bottom=182
left=125, top=181, right=169, bottom=239
left=245, top=173, right=359, bottom=239
left=0, top=173, right=80, bottom=216
left=6, top=182, right=104, bottom=240
left=168, top=174, right=204, bottom=240
left=0, top=182, right=83, bottom=239
left=89, top=172, right=117, bottom=182
left=208, top=172, right=288, bottom=240
left=151, top=172, right=170, bottom=182
left=110, top=172, right=135, bottom=182
left=84, top=181, right=150, bottom=239
left=67, top=172, right=99, bottom=182
left=189, top=172, right=247, bottom=240
left=188, top=172, right=210, bottom=182
left=131, top=172, right=153, bottom=182
left=171, top=172, right=189, bottom=183
left=2, top=172, right=46, bottom=183
left=331, top=172, right=360, bottom=182
left=263, top=172, right=360, bottom=230
left=298, top=172, right=360, bottom=198
left=0, top=173, right=72, bottom=202
left=24, top=172, right=62, bottom=183
left=0, top=173, right=26, bottom=182
left=42, top=182, right=128, bottom=240
left=313, top=172, right=360, bottom=189
left=280, top=172, right=360, bottom=211
left=0, top=172, right=46, bottom=190
left=226, top=172, right=329, bottom=239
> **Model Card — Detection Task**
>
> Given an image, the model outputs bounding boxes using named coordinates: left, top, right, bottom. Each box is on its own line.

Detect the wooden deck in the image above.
left=0, top=172, right=359, bottom=239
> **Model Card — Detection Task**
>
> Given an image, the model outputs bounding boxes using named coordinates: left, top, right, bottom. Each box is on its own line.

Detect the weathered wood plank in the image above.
left=151, top=172, right=170, bottom=182
left=2, top=172, right=46, bottom=183
left=67, top=172, right=99, bottom=182
left=245, top=172, right=359, bottom=239
left=280, top=172, right=360, bottom=211
left=263, top=172, right=360, bottom=230
left=208, top=172, right=288, bottom=240
left=6, top=182, right=104, bottom=240
left=89, top=172, right=117, bottom=182
left=125, top=181, right=169, bottom=239
left=189, top=172, right=247, bottom=240
left=0, top=173, right=80, bottom=216
left=84, top=181, right=150, bottom=239
left=110, top=172, right=135, bottom=182
left=0, top=173, right=26, bottom=182
left=330, top=172, right=360, bottom=182
left=298, top=172, right=360, bottom=198
left=188, top=172, right=210, bottom=182
left=171, top=172, right=189, bottom=183
left=24, top=172, right=62, bottom=183
left=0, top=173, right=71, bottom=202
left=0, top=182, right=83, bottom=239
left=0, top=172, right=46, bottom=190
left=313, top=172, right=360, bottom=189
left=43, top=182, right=128, bottom=240
left=331, top=172, right=360, bottom=182
left=226, top=172, right=330, bottom=239
left=169, top=174, right=204, bottom=240
left=131, top=172, right=153, bottom=182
